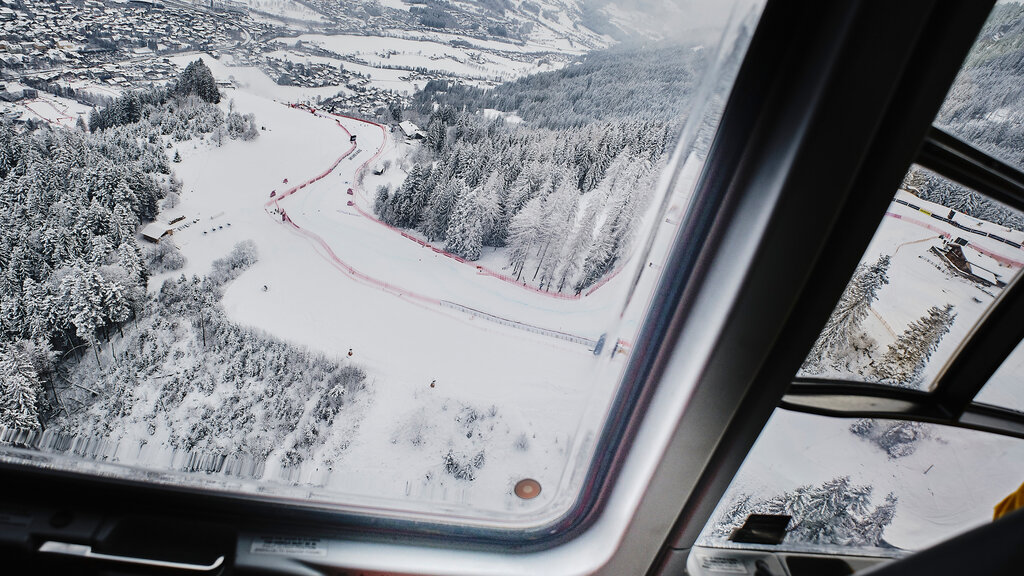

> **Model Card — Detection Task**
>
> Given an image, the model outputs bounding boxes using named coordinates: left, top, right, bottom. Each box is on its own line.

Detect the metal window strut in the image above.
left=783, top=127, right=1024, bottom=439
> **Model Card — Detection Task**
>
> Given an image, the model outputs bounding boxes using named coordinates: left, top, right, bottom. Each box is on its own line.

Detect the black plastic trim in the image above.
left=782, top=380, right=1024, bottom=440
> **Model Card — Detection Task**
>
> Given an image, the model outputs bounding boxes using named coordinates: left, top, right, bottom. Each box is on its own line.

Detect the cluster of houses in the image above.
left=261, top=56, right=349, bottom=88
left=21, top=58, right=182, bottom=93
left=0, top=0, right=247, bottom=72
left=319, top=87, right=408, bottom=120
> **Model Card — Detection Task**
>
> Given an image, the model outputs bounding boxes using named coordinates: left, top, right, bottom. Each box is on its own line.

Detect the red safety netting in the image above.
left=262, top=104, right=643, bottom=349
left=885, top=212, right=1024, bottom=268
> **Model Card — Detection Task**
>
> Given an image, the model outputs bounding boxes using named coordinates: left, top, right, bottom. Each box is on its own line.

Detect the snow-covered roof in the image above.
left=398, top=120, right=420, bottom=137
left=963, top=248, right=1002, bottom=275
left=970, top=265, right=999, bottom=286
left=140, top=221, right=172, bottom=241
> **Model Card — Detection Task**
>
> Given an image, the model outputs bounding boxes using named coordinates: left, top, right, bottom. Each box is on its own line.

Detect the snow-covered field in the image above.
left=812, top=189, right=1024, bottom=386
left=236, top=0, right=328, bottom=24
left=978, top=339, right=1024, bottom=411
left=140, top=52, right=1024, bottom=535
left=712, top=410, right=1024, bottom=553
left=379, top=26, right=598, bottom=56
left=156, top=56, right=687, bottom=517
left=162, top=65, right=1024, bottom=539
left=274, top=33, right=561, bottom=83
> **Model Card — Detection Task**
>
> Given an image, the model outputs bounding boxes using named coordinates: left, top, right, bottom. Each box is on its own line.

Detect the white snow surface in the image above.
left=115, top=62, right=1024, bottom=537
left=709, top=410, right=1024, bottom=553
left=977, top=338, right=1024, bottom=413
left=33, top=42, right=1024, bottom=542
left=235, top=0, right=328, bottom=23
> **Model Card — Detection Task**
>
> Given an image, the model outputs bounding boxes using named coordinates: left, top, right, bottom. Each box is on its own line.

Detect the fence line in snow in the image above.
left=0, top=425, right=268, bottom=478
left=885, top=210, right=1024, bottom=268
left=438, top=300, right=597, bottom=348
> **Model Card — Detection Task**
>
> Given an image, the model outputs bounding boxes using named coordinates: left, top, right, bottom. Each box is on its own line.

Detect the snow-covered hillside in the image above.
left=803, top=189, right=1024, bottom=387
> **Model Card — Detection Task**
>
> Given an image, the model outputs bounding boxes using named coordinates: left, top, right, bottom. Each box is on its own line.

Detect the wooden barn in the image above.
left=931, top=240, right=1005, bottom=287
left=140, top=221, right=173, bottom=243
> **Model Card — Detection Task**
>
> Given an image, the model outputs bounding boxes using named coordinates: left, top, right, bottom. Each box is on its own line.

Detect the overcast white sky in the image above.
left=598, top=0, right=760, bottom=43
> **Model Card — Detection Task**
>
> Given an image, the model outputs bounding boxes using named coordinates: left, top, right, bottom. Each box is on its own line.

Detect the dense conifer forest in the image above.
left=376, top=43, right=708, bottom=292
left=0, top=61, right=265, bottom=431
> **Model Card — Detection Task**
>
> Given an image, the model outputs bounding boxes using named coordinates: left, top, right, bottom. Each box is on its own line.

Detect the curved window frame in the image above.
left=0, top=2, right=1009, bottom=575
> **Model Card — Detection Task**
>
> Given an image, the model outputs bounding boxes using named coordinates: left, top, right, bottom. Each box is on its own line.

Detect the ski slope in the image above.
left=164, top=64, right=686, bottom=513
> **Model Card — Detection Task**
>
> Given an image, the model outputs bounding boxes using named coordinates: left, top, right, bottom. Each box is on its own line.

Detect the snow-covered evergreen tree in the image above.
left=573, top=153, right=645, bottom=292
left=426, top=116, right=446, bottom=153
left=175, top=59, right=221, bottom=104
left=505, top=195, right=545, bottom=281
left=536, top=179, right=579, bottom=289
left=374, top=184, right=391, bottom=217
left=445, top=190, right=484, bottom=260
left=807, top=255, right=891, bottom=364
left=876, top=304, right=956, bottom=387
left=477, top=171, right=506, bottom=246
left=423, top=177, right=467, bottom=241
left=0, top=345, right=42, bottom=430
left=851, top=419, right=931, bottom=458
left=711, top=477, right=898, bottom=548
left=556, top=199, right=600, bottom=293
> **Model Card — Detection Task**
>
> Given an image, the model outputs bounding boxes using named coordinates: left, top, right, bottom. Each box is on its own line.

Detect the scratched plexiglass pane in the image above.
left=0, top=0, right=764, bottom=524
